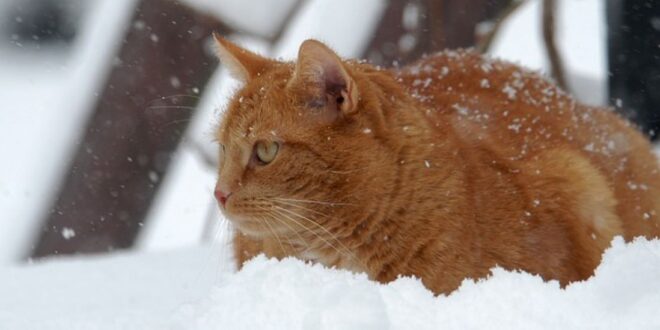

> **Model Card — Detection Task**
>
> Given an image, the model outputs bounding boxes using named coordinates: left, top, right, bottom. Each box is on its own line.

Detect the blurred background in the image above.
left=0, top=0, right=658, bottom=266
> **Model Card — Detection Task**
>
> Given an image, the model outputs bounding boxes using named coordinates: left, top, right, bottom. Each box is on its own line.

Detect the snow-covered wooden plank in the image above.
left=31, top=0, right=227, bottom=258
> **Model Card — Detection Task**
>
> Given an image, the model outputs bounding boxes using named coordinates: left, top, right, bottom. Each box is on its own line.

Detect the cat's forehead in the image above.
left=218, top=75, right=292, bottom=143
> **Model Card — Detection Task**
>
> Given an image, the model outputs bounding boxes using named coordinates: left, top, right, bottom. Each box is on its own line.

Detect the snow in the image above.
left=1, top=237, right=659, bottom=329
left=0, top=244, right=231, bottom=329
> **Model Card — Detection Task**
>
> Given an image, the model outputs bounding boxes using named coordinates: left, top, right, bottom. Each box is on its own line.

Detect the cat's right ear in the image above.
left=213, top=33, right=273, bottom=82
left=288, top=39, right=359, bottom=118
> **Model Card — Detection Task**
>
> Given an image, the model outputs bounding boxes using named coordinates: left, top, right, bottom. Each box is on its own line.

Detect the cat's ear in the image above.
left=213, top=33, right=273, bottom=82
left=289, top=39, right=359, bottom=116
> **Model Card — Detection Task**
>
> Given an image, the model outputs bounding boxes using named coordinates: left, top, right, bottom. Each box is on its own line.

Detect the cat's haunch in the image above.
left=212, top=35, right=660, bottom=294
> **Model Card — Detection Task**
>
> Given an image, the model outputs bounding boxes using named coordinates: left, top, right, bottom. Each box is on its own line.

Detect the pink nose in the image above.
left=215, top=189, right=231, bottom=207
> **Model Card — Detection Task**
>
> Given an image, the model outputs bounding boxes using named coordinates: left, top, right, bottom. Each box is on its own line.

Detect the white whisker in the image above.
left=270, top=207, right=337, bottom=251
left=273, top=197, right=354, bottom=206
left=259, top=216, right=287, bottom=257
left=258, top=206, right=308, bottom=250
left=273, top=206, right=360, bottom=266
left=273, top=199, right=335, bottom=219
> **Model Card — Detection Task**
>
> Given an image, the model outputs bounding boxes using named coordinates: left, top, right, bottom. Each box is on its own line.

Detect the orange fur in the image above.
left=213, top=36, right=660, bottom=294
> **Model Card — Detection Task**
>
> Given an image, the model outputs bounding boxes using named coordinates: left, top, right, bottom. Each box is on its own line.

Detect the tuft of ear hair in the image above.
left=212, top=33, right=273, bottom=82
left=289, top=39, right=359, bottom=116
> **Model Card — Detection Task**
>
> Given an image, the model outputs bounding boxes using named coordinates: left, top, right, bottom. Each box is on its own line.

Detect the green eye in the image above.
left=255, top=141, right=279, bottom=164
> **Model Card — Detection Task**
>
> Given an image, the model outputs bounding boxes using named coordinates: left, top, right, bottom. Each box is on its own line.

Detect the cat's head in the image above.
left=212, top=35, right=398, bottom=245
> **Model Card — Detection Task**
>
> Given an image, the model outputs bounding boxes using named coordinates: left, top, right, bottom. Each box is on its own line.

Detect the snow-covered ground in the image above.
left=1, top=237, right=659, bottom=329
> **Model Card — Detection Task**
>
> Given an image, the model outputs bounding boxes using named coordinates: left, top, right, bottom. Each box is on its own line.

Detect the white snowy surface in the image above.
left=0, top=243, right=232, bottom=330
left=1, top=237, right=659, bottom=329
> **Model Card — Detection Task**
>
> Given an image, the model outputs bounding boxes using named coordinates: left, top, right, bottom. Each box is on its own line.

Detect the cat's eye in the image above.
left=255, top=141, right=279, bottom=165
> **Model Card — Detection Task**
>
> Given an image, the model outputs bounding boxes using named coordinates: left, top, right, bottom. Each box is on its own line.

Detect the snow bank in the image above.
left=0, top=244, right=232, bottom=330
left=173, top=237, right=660, bottom=329
left=1, top=237, right=659, bottom=329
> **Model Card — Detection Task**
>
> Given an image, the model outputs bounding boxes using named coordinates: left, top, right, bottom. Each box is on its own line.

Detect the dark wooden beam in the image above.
left=31, top=0, right=228, bottom=258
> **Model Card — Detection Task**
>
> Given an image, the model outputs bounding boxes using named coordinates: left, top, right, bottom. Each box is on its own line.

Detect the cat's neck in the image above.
left=329, top=69, right=470, bottom=275
left=355, top=67, right=439, bottom=151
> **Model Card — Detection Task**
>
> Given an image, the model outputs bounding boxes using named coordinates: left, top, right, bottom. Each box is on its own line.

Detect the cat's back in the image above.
left=395, top=50, right=630, bottom=158
left=395, top=50, right=660, bottom=239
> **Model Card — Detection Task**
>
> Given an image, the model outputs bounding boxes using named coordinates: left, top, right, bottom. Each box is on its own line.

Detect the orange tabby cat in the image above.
left=212, top=34, right=660, bottom=294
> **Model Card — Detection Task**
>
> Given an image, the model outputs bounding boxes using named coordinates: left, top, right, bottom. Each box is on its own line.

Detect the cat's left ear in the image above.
left=289, top=39, right=359, bottom=116
left=213, top=33, right=273, bottom=82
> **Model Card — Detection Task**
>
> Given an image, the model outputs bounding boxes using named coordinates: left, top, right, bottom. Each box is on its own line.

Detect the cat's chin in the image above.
left=227, top=219, right=262, bottom=237
left=233, top=226, right=266, bottom=239
left=227, top=216, right=275, bottom=239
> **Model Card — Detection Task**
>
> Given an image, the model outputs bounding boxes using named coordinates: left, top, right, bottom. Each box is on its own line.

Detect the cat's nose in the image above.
left=214, top=188, right=231, bottom=207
